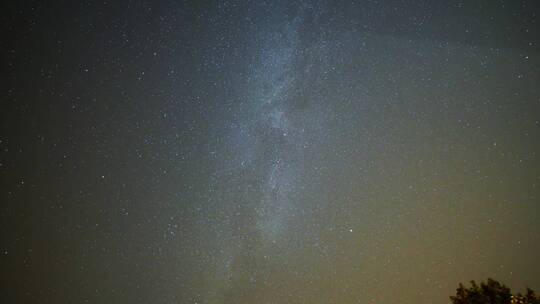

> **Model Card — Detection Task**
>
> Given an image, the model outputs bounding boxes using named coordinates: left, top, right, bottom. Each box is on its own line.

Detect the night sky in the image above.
left=2, top=1, right=540, bottom=303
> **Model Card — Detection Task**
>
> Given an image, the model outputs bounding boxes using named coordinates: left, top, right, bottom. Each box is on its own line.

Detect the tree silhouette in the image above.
left=515, top=288, right=540, bottom=304
left=450, top=278, right=540, bottom=304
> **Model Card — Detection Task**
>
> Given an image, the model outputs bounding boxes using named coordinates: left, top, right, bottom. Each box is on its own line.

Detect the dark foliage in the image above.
left=450, top=278, right=540, bottom=304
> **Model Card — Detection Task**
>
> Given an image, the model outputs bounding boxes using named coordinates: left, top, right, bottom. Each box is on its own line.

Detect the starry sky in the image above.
left=2, top=1, right=540, bottom=303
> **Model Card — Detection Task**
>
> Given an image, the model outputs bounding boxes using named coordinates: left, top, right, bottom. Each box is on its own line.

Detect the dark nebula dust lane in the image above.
left=2, top=1, right=540, bottom=303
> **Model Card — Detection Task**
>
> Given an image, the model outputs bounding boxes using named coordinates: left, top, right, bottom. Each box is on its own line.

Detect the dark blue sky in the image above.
left=2, top=1, right=539, bottom=303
